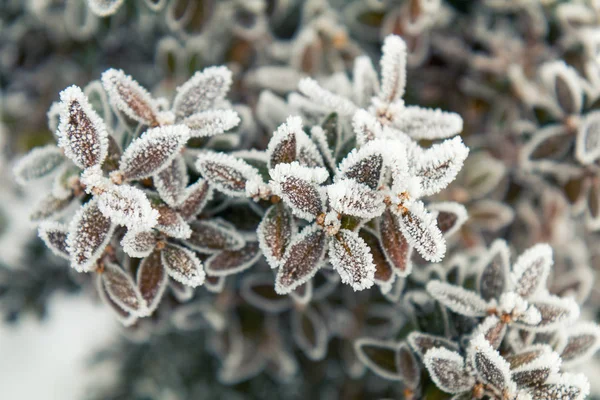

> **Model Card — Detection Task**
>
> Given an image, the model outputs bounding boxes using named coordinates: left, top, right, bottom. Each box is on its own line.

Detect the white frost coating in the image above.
left=353, top=56, right=380, bottom=107
left=135, top=253, right=168, bottom=315
left=393, top=106, right=464, bottom=140
left=558, top=322, right=600, bottom=367
left=475, top=239, right=511, bottom=297
left=101, top=69, right=159, bottom=125
left=181, top=109, right=240, bottom=138
left=88, top=0, right=125, bottom=17
left=291, top=306, right=328, bottom=361
left=471, top=334, right=515, bottom=393
left=379, top=35, right=407, bottom=103
left=154, top=156, right=188, bottom=207
left=13, top=145, right=64, bottom=185
left=411, top=136, right=469, bottom=197
left=352, top=109, right=383, bottom=146
left=399, top=201, right=446, bottom=262
left=161, top=243, right=206, bottom=287
left=270, top=161, right=329, bottom=184
left=329, top=229, right=376, bottom=291
left=58, top=85, right=109, bottom=169
left=267, top=115, right=302, bottom=168
left=102, top=261, right=149, bottom=317
left=511, top=243, right=553, bottom=299
left=511, top=350, right=560, bottom=376
left=172, top=66, right=233, bottom=119
left=298, top=77, right=358, bottom=116
left=354, top=338, right=404, bottom=381
left=473, top=316, right=506, bottom=349
left=428, top=202, right=468, bottom=237
left=38, top=221, right=70, bottom=260
left=257, top=204, right=295, bottom=269
left=310, top=126, right=336, bottom=171
left=407, top=331, right=459, bottom=359
left=538, top=373, right=590, bottom=400
left=67, top=199, right=115, bottom=273
left=155, top=208, right=192, bottom=239
left=528, top=295, right=580, bottom=332
left=426, top=280, right=489, bottom=317
left=576, top=111, right=600, bottom=164
left=424, top=347, right=473, bottom=394
left=47, top=101, right=63, bottom=132
left=204, top=242, right=262, bottom=277
left=196, top=151, right=262, bottom=197
left=539, top=60, right=583, bottom=115
left=327, top=179, right=385, bottom=219
left=337, top=139, right=389, bottom=189
left=497, top=292, right=541, bottom=326
left=80, top=165, right=110, bottom=193
left=120, top=230, right=156, bottom=258
left=119, top=125, right=190, bottom=181
left=97, top=185, right=159, bottom=232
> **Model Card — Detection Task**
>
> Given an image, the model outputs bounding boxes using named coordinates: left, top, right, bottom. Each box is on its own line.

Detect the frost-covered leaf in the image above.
left=155, top=205, right=191, bottom=239
left=411, top=137, right=469, bottom=197
left=511, top=351, right=560, bottom=387
left=512, top=244, right=553, bottom=299
left=476, top=239, right=510, bottom=302
left=426, top=280, right=488, bottom=317
left=424, top=347, right=474, bottom=394
left=352, top=109, right=383, bottom=147
left=57, top=85, right=109, bottom=169
left=97, top=185, right=159, bottom=232
left=101, top=69, right=159, bottom=126
left=275, top=224, right=326, bottom=294
left=330, top=229, right=376, bottom=291
left=102, top=261, right=148, bottom=316
left=267, top=116, right=299, bottom=169
left=468, top=200, right=515, bottom=232
left=359, top=229, right=395, bottom=292
left=398, top=201, right=446, bottom=262
left=353, top=56, right=380, bottom=107
left=196, top=152, right=262, bottom=197
left=575, top=111, right=600, bottom=164
left=119, top=125, right=190, bottom=181
left=67, top=199, right=115, bottom=272
left=526, top=296, right=580, bottom=332
left=257, top=202, right=295, bottom=269
left=181, top=109, right=240, bottom=138
left=505, top=346, right=552, bottom=370
left=298, top=77, right=357, bottom=116
left=328, top=179, right=385, bottom=219
left=337, top=140, right=386, bottom=190
left=397, top=343, right=420, bottom=389
left=173, top=66, right=233, bottom=119
left=154, top=156, right=188, bottom=207
left=461, top=151, right=506, bottom=199
left=558, top=323, right=600, bottom=367
left=393, top=106, right=463, bottom=140
left=240, top=273, right=292, bottom=313
left=296, top=127, right=324, bottom=168
left=429, top=202, right=468, bottom=237
left=88, top=0, right=125, bottom=17
left=475, top=316, right=507, bottom=350
left=161, top=243, right=205, bottom=287
left=528, top=373, right=590, bottom=400
left=176, top=178, right=213, bottom=220
left=379, top=35, right=407, bottom=103
left=96, top=275, right=136, bottom=327
left=379, top=208, right=413, bottom=277
left=120, top=229, right=156, bottom=258
left=136, top=250, right=168, bottom=314
left=30, top=193, right=74, bottom=222
left=38, top=221, right=70, bottom=259
left=471, top=334, right=515, bottom=393
left=540, top=61, right=583, bottom=116
left=183, top=220, right=245, bottom=254
left=291, top=305, right=328, bottom=361
left=354, top=338, right=404, bottom=381
left=407, top=332, right=459, bottom=360
left=13, top=145, right=64, bottom=185
left=269, top=162, right=328, bottom=221
left=205, top=242, right=261, bottom=277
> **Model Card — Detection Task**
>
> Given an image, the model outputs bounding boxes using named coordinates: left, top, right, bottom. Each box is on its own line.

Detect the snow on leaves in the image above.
left=298, top=77, right=358, bottom=116
left=392, top=106, right=464, bottom=140
left=398, top=201, right=446, bottom=262
left=380, top=35, right=407, bottom=104
left=258, top=203, right=295, bottom=269
left=196, top=151, right=262, bottom=197
left=181, top=109, right=240, bottom=138
left=13, top=145, right=64, bottom=185
left=118, top=125, right=190, bottom=181
left=424, top=348, right=474, bottom=394
left=101, top=69, right=159, bottom=126
left=172, top=66, right=233, bottom=119
left=327, top=179, right=385, bottom=219
left=471, top=334, right=515, bottom=394
left=329, top=229, right=376, bottom=291
left=97, top=185, right=159, bottom=232
left=161, top=243, right=205, bottom=288
left=176, top=179, right=213, bottom=220
left=58, top=85, right=109, bottom=169
left=275, top=224, right=326, bottom=294
left=38, top=221, right=70, bottom=259
left=512, top=243, right=553, bottom=299
left=67, top=199, right=114, bottom=272
left=154, top=156, right=188, bottom=207
left=427, top=280, right=489, bottom=317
